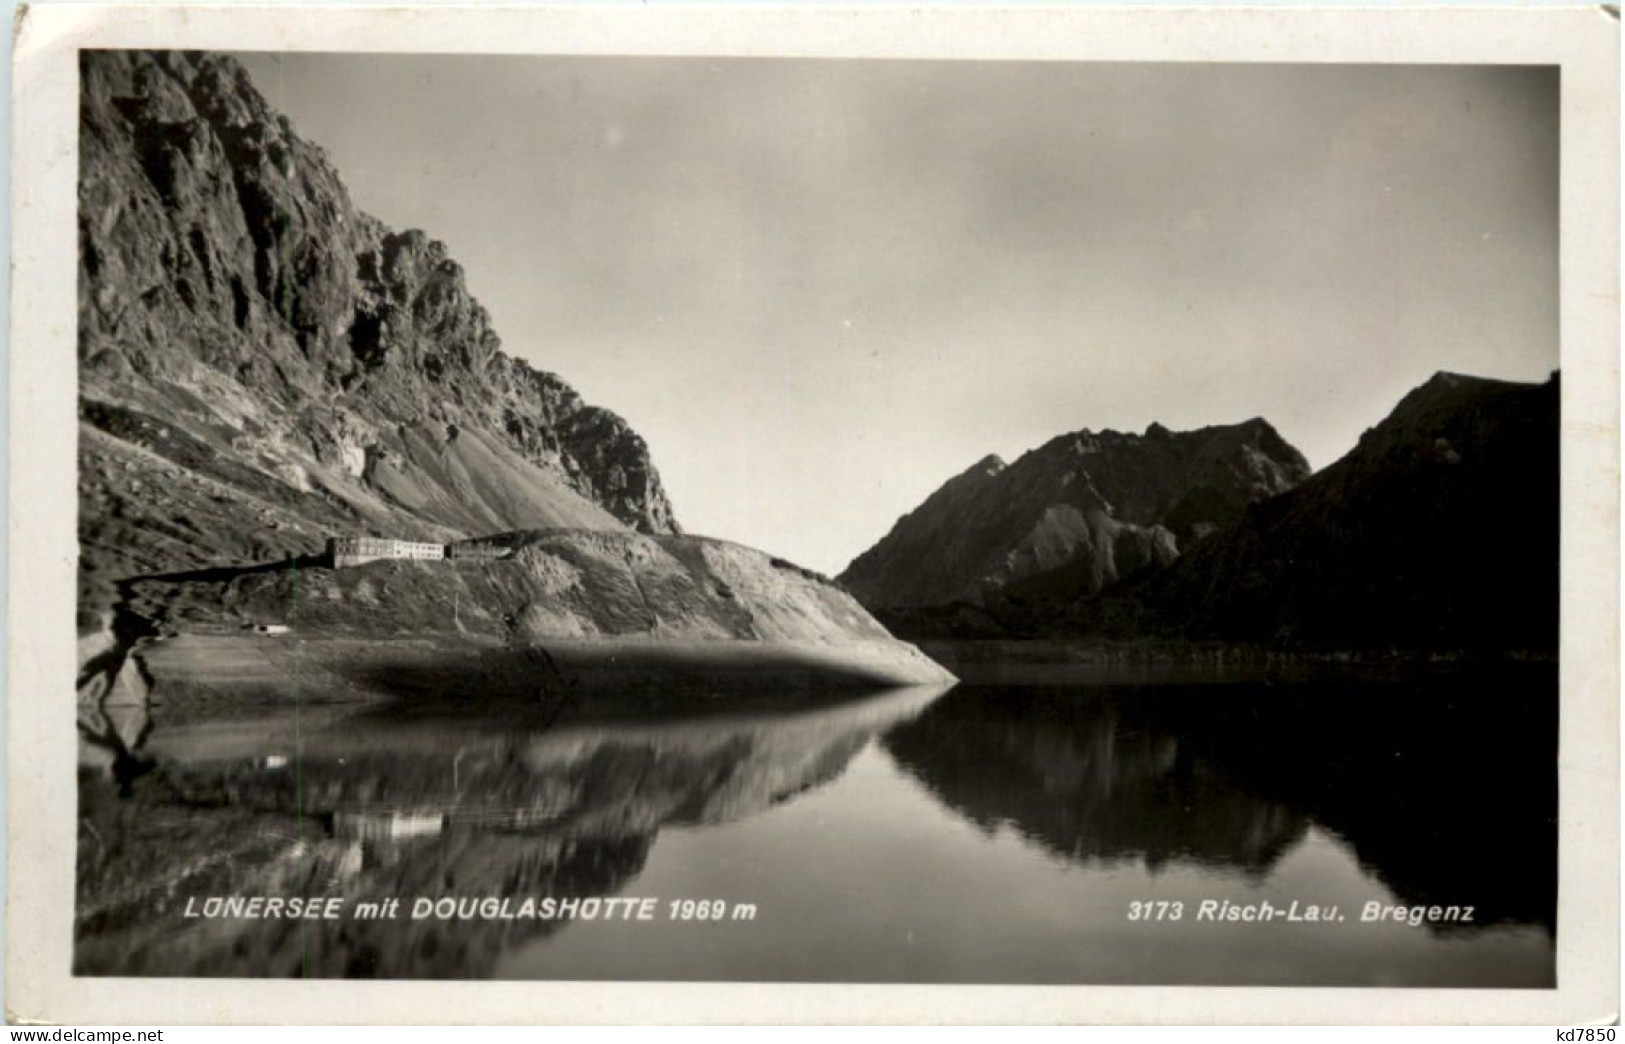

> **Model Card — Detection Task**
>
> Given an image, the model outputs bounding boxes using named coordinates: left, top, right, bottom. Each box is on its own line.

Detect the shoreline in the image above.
left=109, top=632, right=958, bottom=705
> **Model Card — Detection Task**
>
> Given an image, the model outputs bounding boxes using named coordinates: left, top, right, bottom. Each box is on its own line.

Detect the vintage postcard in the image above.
left=7, top=3, right=1619, bottom=1025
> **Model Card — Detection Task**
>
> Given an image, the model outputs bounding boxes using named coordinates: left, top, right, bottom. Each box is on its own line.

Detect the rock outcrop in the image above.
left=78, top=50, right=678, bottom=619
left=133, top=531, right=897, bottom=644
left=885, top=687, right=1309, bottom=875
left=115, top=530, right=958, bottom=692
left=839, top=419, right=1310, bottom=609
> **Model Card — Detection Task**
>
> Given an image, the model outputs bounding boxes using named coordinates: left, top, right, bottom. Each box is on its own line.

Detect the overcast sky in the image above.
left=236, top=54, right=1558, bottom=575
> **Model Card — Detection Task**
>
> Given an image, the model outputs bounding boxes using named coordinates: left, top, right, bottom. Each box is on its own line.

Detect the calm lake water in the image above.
left=75, top=660, right=1556, bottom=986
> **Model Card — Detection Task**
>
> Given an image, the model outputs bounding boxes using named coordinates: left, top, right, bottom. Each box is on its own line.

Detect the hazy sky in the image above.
left=236, top=55, right=1558, bottom=575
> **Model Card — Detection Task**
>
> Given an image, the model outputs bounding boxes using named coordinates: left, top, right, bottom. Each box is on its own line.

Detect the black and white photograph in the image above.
left=8, top=3, right=1619, bottom=1025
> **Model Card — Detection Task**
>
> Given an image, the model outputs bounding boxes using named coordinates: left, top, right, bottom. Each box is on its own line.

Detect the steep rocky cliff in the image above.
left=78, top=50, right=678, bottom=618
left=1115, top=372, right=1560, bottom=651
left=839, top=419, right=1310, bottom=609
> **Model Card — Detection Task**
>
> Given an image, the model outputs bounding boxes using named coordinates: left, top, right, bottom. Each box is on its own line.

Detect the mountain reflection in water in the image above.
left=885, top=689, right=1310, bottom=877
left=75, top=664, right=1555, bottom=985
left=75, top=686, right=946, bottom=978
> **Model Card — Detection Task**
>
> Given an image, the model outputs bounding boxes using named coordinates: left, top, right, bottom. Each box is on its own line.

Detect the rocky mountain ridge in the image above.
left=839, top=417, right=1310, bottom=609
left=1118, top=371, right=1560, bottom=650
left=79, top=50, right=677, bottom=618
left=885, top=370, right=1560, bottom=654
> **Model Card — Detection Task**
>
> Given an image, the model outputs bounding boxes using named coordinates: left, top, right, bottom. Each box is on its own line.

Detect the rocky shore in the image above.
left=79, top=529, right=956, bottom=705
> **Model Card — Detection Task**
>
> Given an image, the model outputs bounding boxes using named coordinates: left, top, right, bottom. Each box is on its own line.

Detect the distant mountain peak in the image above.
left=839, top=417, right=1310, bottom=609
left=1130, top=369, right=1559, bottom=651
